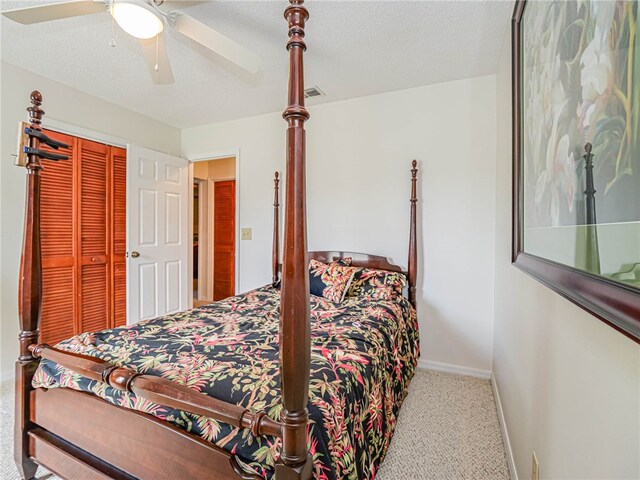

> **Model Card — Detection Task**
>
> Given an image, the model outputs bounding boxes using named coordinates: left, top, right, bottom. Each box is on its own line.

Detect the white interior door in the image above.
left=127, top=145, right=189, bottom=324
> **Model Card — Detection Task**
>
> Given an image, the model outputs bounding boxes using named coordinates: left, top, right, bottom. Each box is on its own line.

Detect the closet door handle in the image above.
left=130, top=251, right=140, bottom=258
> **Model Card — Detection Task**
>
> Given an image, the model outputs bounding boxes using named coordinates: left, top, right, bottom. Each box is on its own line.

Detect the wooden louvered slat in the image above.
left=111, top=147, right=127, bottom=327
left=80, top=264, right=109, bottom=333
left=113, top=263, right=127, bottom=327
left=40, top=131, right=74, bottom=259
left=112, top=148, right=127, bottom=257
left=40, top=266, right=75, bottom=345
left=80, top=140, right=109, bottom=258
left=37, top=132, right=127, bottom=342
left=213, top=180, right=235, bottom=301
left=78, top=139, right=110, bottom=333
left=39, top=130, right=76, bottom=345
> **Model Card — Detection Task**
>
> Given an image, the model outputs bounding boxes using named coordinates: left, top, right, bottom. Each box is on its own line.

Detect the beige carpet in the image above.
left=1, top=370, right=510, bottom=479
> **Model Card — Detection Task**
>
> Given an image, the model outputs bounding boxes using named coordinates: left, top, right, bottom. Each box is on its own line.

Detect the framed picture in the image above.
left=512, top=0, right=640, bottom=342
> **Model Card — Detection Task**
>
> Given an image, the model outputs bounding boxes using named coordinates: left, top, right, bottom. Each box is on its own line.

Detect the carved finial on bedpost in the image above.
left=27, top=91, right=44, bottom=130
left=408, top=160, right=418, bottom=307
left=272, top=171, right=280, bottom=285
left=277, top=1, right=313, bottom=479
left=15, top=90, right=46, bottom=480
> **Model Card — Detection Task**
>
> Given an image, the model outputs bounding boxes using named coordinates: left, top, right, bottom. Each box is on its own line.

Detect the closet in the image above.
left=39, top=129, right=126, bottom=344
left=213, top=180, right=235, bottom=300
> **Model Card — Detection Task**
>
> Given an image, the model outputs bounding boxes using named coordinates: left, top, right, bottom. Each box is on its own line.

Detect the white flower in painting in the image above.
left=592, top=0, right=616, bottom=34
left=534, top=98, right=578, bottom=226
left=580, top=31, right=613, bottom=103
left=577, top=1, right=616, bottom=139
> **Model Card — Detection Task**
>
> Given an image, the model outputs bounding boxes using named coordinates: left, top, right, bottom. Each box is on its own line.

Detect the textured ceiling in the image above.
left=0, top=0, right=512, bottom=128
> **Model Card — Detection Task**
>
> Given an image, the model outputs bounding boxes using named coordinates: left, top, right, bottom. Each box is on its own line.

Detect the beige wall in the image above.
left=183, top=75, right=498, bottom=375
left=493, top=27, right=640, bottom=480
left=0, top=62, right=181, bottom=379
left=193, top=157, right=236, bottom=181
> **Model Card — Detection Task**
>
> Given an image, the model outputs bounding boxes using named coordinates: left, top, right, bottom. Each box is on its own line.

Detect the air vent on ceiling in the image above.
left=304, top=86, right=325, bottom=98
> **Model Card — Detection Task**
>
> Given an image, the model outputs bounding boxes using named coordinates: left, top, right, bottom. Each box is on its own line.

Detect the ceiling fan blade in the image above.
left=1, top=1, right=106, bottom=25
left=162, top=1, right=207, bottom=6
left=171, top=13, right=262, bottom=74
left=140, top=35, right=175, bottom=85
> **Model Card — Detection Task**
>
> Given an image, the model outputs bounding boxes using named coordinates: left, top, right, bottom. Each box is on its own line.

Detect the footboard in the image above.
left=31, top=345, right=281, bottom=438
left=30, top=387, right=259, bottom=480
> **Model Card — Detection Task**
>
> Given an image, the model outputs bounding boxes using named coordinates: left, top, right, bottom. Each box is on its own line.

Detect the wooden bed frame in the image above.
left=14, top=2, right=418, bottom=479
left=271, top=170, right=419, bottom=307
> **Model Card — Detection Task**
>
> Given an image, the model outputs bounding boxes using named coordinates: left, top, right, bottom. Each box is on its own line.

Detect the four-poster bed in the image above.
left=14, top=2, right=420, bottom=479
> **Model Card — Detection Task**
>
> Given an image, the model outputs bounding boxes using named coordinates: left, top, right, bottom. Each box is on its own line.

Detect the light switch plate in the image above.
left=241, top=228, right=252, bottom=240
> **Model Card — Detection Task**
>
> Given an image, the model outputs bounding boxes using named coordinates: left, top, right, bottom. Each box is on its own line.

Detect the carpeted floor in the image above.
left=1, top=369, right=510, bottom=479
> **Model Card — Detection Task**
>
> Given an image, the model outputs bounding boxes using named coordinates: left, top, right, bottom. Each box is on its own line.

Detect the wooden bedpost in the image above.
left=276, top=1, right=312, bottom=479
left=272, top=171, right=280, bottom=285
left=408, top=160, right=418, bottom=307
left=15, top=91, right=45, bottom=480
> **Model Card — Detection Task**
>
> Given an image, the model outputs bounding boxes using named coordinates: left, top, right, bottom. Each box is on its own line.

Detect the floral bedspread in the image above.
left=33, top=285, right=419, bottom=480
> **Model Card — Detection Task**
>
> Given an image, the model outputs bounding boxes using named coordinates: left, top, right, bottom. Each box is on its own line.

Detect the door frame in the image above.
left=187, top=149, right=241, bottom=304
left=193, top=178, right=210, bottom=301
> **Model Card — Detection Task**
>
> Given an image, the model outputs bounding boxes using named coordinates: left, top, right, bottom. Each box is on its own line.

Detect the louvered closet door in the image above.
left=111, top=147, right=127, bottom=327
left=78, top=139, right=110, bottom=333
left=38, top=132, right=126, bottom=343
left=40, top=130, right=76, bottom=345
left=213, top=180, right=235, bottom=301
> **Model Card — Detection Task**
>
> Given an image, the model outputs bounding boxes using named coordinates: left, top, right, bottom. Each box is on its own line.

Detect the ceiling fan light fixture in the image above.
left=111, top=1, right=163, bottom=40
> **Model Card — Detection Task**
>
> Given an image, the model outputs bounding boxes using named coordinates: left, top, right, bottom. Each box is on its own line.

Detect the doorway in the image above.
left=192, top=157, right=237, bottom=306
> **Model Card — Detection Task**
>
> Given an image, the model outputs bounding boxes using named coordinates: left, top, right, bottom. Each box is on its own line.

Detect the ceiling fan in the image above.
left=1, top=0, right=262, bottom=85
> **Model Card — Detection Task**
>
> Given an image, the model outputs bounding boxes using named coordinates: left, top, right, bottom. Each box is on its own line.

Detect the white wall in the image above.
left=493, top=29, right=640, bottom=480
left=183, top=75, right=497, bottom=375
left=0, top=62, right=181, bottom=379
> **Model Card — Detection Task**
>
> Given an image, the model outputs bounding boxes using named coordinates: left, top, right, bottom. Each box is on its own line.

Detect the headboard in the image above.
left=308, top=251, right=405, bottom=274
left=271, top=160, right=419, bottom=306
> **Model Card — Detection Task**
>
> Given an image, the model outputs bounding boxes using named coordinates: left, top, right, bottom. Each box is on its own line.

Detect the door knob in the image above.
left=130, top=251, right=140, bottom=258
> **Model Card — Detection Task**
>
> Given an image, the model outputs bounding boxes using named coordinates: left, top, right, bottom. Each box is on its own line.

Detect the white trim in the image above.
left=207, top=178, right=215, bottom=300
left=188, top=163, right=195, bottom=308
left=0, top=369, right=14, bottom=382
left=194, top=178, right=210, bottom=301
left=185, top=149, right=240, bottom=163
left=187, top=150, right=241, bottom=296
left=417, top=359, right=492, bottom=380
left=491, top=373, right=518, bottom=480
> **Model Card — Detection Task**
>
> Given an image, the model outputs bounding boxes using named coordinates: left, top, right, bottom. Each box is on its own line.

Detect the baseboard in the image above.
left=417, top=359, right=491, bottom=380
left=491, top=373, right=518, bottom=480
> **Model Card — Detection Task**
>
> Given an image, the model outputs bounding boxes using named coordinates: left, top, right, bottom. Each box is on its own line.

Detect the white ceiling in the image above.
left=0, top=0, right=512, bottom=128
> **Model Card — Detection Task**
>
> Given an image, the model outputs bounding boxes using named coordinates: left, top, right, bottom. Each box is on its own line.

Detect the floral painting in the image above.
left=522, top=0, right=639, bottom=228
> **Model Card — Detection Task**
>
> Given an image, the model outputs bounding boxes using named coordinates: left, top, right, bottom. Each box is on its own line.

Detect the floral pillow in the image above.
left=347, top=268, right=407, bottom=301
left=308, top=259, right=357, bottom=303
